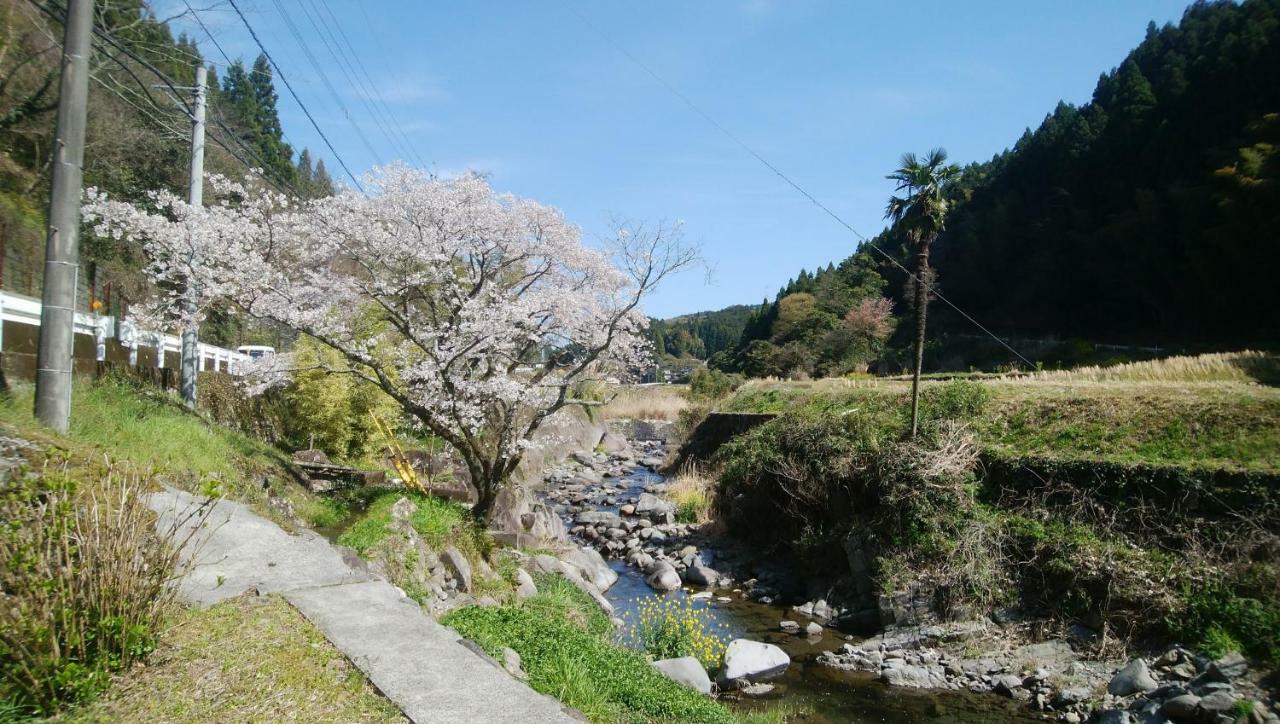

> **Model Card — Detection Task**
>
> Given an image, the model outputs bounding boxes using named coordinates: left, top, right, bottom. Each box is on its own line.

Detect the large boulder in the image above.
left=682, top=563, right=719, bottom=588
left=488, top=486, right=566, bottom=547
left=645, top=561, right=682, bottom=592
left=599, top=432, right=629, bottom=455
left=634, top=493, right=675, bottom=522
left=1207, top=651, right=1248, bottom=681
left=559, top=546, right=619, bottom=592
left=651, top=657, right=712, bottom=695
left=719, top=639, right=790, bottom=686
left=1160, top=694, right=1201, bottom=722
left=514, top=568, right=538, bottom=599
left=1107, top=659, right=1157, bottom=696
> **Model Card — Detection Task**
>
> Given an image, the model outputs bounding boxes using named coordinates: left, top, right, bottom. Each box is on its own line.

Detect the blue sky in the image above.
left=163, top=0, right=1190, bottom=318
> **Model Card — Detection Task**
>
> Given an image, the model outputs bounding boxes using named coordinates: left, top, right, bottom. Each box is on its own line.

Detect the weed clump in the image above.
left=0, top=466, right=209, bottom=716
left=625, top=597, right=729, bottom=670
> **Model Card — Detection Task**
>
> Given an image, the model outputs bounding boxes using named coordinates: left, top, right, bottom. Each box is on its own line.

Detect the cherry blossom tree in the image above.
left=82, top=175, right=284, bottom=343
left=85, top=165, right=697, bottom=517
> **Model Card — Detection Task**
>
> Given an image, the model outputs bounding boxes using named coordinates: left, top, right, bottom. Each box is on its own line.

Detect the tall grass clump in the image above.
left=665, top=464, right=716, bottom=524
left=1034, top=350, right=1278, bottom=384
left=0, top=466, right=210, bottom=715
left=600, top=385, right=689, bottom=421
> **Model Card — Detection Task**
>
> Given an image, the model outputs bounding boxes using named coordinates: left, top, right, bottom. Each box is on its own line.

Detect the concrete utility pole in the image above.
left=34, top=0, right=94, bottom=432
left=180, top=65, right=207, bottom=408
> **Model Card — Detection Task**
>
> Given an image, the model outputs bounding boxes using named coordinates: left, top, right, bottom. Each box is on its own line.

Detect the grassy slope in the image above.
left=442, top=574, right=731, bottom=724
left=0, top=378, right=338, bottom=528
left=724, top=361, right=1280, bottom=473
left=0, top=377, right=400, bottom=719
left=57, top=595, right=401, bottom=723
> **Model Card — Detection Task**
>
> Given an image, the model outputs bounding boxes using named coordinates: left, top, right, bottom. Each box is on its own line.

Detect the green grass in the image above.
left=724, top=374, right=1280, bottom=473
left=442, top=573, right=730, bottom=724
left=57, top=595, right=401, bottom=723
left=0, top=377, right=339, bottom=531
left=335, top=489, right=477, bottom=556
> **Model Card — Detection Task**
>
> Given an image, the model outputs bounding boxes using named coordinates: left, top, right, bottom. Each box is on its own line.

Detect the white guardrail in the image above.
left=0, top=289, right=250, bottom=373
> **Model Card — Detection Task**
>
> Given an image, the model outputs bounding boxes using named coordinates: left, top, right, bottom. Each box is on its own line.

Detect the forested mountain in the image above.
left=0, top=0, right=328, bottom=345
left=649, top=304, right=755, bottom=360
left=713, top=0, right=1279, bottom=377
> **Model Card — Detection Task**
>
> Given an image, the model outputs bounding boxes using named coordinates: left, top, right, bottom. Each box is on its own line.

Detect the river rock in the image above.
left=576, top=510, right=623, bottom=528
left=514, top=568, right=538, bottom=599
left=634, top=492, right=675, bottom=521
left=389, top=495, right=417, bottom=521
left=1161, top=693, right=1201, bottom=721
left=1108, top=658, right=1157, bottom=696
left=994, top=674, right=1024, bottom=696
left=1207, top=651, right=1248, bottom=681
left=599, top=432, right=629, bottom=454
left=804, top=621, right=823, bottom=637
left=780, top=620, right=800, bottom=633
left=1095, top=710, right=1131, bottom=724
left=1196, top=690, right=1238, bottom=717
left=720, top=639, right=790, bottom=686
left=646, top=562, right=682, bottom=592
left=682, top=563, right=719, bottom=588
left=650, top=656, right=712, bottom=695
left=882, top=663, right=948, bottom=688
left=502, top=647, right=527, bottom=680
left=559, top=546, right=619, bottom=591
left=441, top=546, right=472, bottom=593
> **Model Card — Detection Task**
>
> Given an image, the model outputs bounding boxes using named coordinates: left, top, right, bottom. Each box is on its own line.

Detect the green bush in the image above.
left=920, top=379, right=991, bottom=421
left=714, top=404, right=886, bottom=550
left=688, top=367, right=744, bottom=401
left=625, top=597, right=728, bottom=670
left=443, top=584, right=730, bottom=724
left=1172, top=573, right=1280, bottom=665
left=283, top=335, right=400, bottom=463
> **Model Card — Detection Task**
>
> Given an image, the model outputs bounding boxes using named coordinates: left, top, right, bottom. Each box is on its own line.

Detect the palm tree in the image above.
left=885, top=148, right=960, bottom=437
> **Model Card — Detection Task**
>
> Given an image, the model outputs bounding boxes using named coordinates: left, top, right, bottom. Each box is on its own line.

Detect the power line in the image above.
left=307, top=0, right=428, bottom=168
left=181, top=0, right=307, bottom=173
left=266, top=0, right=383, bottom=166
left=32, top=0, right=303, bottom=197
left=223, top=0, right=365, bottom=193
left=296, top=0, right=423, bottom=167
left=561, top=2, right=1034, bottom=369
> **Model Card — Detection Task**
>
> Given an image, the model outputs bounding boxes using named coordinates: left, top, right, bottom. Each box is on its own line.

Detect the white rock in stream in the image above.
left=651, top=656, right=712, bottom=695
left=645, top=561, right=682, bottom=591
left=719, top=639, right=790, bottom=686
left=560, top=546, right=618, bottom=591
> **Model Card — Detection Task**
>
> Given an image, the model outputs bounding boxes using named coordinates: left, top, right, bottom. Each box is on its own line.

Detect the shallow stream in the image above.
left=559, top=465, right=1036, bottom=723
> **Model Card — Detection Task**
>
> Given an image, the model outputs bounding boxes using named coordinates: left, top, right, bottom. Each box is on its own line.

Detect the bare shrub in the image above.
left=0, top=464, right=211, bottom=715
left=872, top=423, right=1009, bottom=612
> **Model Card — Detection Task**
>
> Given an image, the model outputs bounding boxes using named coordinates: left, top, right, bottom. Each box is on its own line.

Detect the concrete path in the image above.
left=150, top=488, right=580, bottom=724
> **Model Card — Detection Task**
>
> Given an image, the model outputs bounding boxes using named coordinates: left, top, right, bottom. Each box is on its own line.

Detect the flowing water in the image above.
left=559, top=465, right=1036, bottom=723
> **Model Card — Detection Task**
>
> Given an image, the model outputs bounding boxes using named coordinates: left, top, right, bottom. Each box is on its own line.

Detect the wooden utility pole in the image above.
left=34, top=0, right=94, bottom=432
left=180, top=65, right=207, bottom=408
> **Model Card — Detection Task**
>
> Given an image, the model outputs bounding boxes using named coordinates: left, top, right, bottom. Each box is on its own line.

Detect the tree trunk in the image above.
left=909, top=242, right=930, bottom=438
